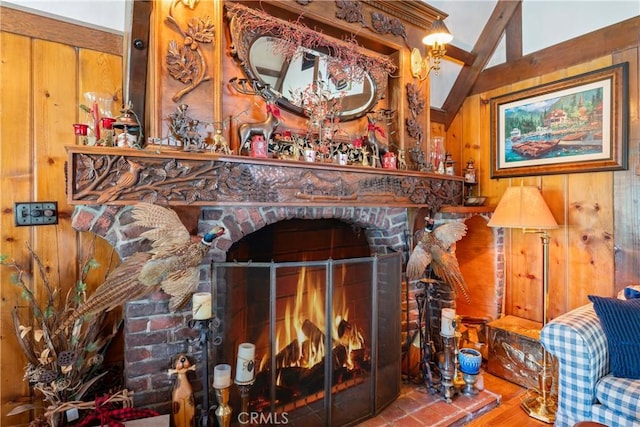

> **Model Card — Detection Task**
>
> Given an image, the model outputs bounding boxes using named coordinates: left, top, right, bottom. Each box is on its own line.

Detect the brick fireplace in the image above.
left=66, top=146, right=468, bottom=420
left=72, top=204, right=407, bottom=416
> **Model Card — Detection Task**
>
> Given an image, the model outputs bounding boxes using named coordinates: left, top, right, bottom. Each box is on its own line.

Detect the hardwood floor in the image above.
left=466, top=372, right=548, bottom=427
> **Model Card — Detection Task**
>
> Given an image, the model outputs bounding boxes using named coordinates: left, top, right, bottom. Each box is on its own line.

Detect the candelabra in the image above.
left=188, top=317, right=222, bottom=427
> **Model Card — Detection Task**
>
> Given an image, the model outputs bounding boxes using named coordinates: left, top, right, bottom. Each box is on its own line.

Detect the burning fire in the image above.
left=259, top=265, right=366, bottom=377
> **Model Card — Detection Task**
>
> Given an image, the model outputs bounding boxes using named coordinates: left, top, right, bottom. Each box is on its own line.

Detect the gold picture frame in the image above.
left=490, top=63, right=628, bottom=178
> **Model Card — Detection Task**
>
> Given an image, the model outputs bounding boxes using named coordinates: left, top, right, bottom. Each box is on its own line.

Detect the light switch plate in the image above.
left=14, top=202, right=58, bottom=226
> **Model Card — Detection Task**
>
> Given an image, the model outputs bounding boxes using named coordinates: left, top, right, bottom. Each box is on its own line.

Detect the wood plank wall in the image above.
left=445, top=48, right=640, bottom=323
left=0, top=7, right=122, bottom=424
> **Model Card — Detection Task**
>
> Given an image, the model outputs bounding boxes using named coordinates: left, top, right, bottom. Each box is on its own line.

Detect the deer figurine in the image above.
left=230, top=78, right=282, bottom=155
left=365, top=112, right=389, bottom=168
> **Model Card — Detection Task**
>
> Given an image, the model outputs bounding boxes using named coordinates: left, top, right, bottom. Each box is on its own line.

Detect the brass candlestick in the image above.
left=214, top=387, right=232, bottom=427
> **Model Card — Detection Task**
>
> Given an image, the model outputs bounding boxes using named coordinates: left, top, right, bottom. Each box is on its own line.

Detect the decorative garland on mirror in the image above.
left=226, top=3, right=396, bottom=85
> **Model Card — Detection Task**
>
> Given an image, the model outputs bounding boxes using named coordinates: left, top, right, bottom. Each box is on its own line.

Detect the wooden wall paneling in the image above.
left=77, top=48, right=124, bottom=291
left=476, top=93, right=498, bottom=202
left=456, top=214, right=499, bottom=320
left=503, top=176, right=543, bottom=322
left=565, top=172, right=615, bottom=307
left=461, top=94, right=480, bottom=165
left=540, top=175, right=569, bottom=320
left=32, top=39, right=78, bottom=298
left=562, top=57, right=615, bottom=309
left=613, top=47, right=640, bottom=291
left=0, top=6, right=122, bottom=56
left=79, top=49, right=123, bottom=119
left=1, top=10, right=125, bottom=425
left=0, top=31, right=34, bottom=425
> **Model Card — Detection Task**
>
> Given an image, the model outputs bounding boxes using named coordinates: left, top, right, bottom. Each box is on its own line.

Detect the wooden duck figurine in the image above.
left=169, top=354, right=196, bottom=427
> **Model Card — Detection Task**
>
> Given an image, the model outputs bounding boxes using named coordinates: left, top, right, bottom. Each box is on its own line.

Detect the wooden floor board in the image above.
left=466, top=372, right=548, bottom=427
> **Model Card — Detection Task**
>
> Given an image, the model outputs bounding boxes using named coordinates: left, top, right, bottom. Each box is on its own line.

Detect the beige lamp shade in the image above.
left=487, top=186, right=558, bottom=229
left=422, top=17, right=453, bottom=46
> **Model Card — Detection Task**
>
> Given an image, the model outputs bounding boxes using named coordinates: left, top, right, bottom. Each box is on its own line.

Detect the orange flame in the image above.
left=265, top=265, right=365, bottom=377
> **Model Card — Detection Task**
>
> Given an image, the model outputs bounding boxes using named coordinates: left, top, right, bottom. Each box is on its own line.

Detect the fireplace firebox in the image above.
left=212, top=252, right=401, bottom=426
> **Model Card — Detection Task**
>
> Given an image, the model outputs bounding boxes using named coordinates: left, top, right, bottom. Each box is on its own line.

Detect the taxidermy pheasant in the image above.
left=406, top=217, right=471, bottom=303
left=55, top=203, right=225, bottom=336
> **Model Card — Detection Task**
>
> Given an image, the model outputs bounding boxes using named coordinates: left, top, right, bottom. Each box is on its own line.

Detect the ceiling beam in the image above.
left=438, top=0, right=522, bottom=129
left=471, top=15, right=640, bottom=95
left=505, top=2, right=522, bottom=61
left=445, top=44, right=477, bottom=67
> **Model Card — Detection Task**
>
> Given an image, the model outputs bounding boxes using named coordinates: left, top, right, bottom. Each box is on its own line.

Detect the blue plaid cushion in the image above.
left=541, top=304, right=609, bottom=427
left=595, top=375, right=640, bottom=423
left=588, top=296, right=640, bottom=379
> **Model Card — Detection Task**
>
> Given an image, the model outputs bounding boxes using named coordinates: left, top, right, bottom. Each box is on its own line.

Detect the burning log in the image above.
left=298, top=359, right=326, bottom=394
left=278, top=366, right=306, bottom=389
left=248, top=317, right=373, bottom=413
left=302, top=319, right=325, bottom=353
left=336, top=317, right=364, bottom=349
left=333, top=344, right=348, bottom=370
left=275, top=339, right=301, bottom=368
left=337, top=318, right=350, bottom=338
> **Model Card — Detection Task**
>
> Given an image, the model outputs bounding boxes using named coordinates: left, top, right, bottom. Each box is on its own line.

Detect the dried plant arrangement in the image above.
left=1, top=241, right=121, bottom=426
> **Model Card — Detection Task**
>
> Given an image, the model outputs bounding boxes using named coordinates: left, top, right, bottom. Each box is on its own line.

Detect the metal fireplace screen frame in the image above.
left=212, top=252, right=401, bottom=426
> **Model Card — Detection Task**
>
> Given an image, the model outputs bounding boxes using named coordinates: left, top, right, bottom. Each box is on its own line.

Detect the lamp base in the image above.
left=520, top=389, right=556, bottom=424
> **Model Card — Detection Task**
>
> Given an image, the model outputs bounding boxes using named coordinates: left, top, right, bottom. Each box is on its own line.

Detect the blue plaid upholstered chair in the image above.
left=541, top=303, right=640, bottom=427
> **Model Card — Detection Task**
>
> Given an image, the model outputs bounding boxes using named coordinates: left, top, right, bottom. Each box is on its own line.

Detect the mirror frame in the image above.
left=226, top=3, right=396, bottom=122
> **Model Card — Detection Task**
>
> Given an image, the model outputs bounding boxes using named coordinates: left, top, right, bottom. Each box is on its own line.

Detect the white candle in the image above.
left=213, top=364, right=232, bottom=389
left=441, top=308, right=457, bottom=337
left=192, top=292, right=212, bottom=320
left=235, top=343, right=256, bottom=384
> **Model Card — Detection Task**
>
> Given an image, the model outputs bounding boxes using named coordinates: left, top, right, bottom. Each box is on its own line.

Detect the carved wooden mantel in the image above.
left=66, top=146, right=463, bottom=208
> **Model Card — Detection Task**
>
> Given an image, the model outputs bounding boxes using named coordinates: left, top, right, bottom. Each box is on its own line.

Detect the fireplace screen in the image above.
left=212, top=252, right=401, bottom=426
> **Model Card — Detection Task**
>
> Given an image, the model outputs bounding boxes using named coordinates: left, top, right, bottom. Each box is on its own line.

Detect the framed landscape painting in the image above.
left=490, top=63, right=628, bottom=178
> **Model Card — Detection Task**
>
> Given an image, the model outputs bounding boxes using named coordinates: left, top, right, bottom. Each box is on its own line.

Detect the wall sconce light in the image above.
left=410, top=16, right=453, bottom=81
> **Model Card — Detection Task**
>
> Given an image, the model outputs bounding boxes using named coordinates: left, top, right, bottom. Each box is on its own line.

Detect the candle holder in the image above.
left=458, top=348, right=482, bottom=396
left=235, top=380, right=255, bottom=416
left=188, top=317, right=223, bottom=427
left=439, top=333, right=457, bottom=403
left=214, top=386, right=232, bottom=427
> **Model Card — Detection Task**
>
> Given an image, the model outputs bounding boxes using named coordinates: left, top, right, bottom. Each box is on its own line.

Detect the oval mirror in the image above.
left=227, top=5, right=393, bottom=122
left=248, top=36, right=378, bottom=121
